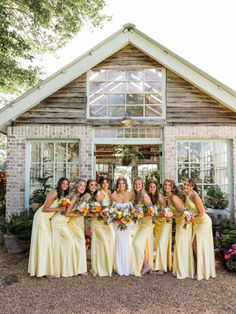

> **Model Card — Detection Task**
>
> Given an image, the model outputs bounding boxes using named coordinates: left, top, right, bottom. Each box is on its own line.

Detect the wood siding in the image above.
left=15, top=44, right=236, bottom=126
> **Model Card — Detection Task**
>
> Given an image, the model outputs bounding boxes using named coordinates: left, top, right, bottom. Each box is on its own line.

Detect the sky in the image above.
left=40, top=0, right=236, bottom=92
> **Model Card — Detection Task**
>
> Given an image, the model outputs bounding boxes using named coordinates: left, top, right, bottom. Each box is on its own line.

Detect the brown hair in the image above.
left=147, top=180, right=160, bottom=206
left=185, top=178, right=200, bottom=195
left=115, top=177, right=128, bottom=191
left=163, top=179, right=183, bottom=199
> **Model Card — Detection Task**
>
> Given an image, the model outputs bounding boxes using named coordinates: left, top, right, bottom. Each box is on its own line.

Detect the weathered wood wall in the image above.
left=15, top=44, right=236, bottom=126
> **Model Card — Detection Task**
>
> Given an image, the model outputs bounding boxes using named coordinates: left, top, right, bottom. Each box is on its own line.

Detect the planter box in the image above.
left=206, top=208, right=231, bottom=225
left=0, top=232, right=4, bottom=245
left=3, top=234, right=24, bottom=254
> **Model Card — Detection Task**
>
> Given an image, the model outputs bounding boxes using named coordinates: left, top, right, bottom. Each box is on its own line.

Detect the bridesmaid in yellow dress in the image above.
left=132, top=177, right=153, bottom=276
left=183, top=178, right=216, bottom=280
left=66, top=179, right=87, bottom=276
left=51, top=178, right=78, bottom=277
left=147, top=180, right=171, bottom=276
left=86, top=177, right=113, bottom=277
left=163, top=179, right=194, bottom=279
left=28, top=177, right=69, bottom=277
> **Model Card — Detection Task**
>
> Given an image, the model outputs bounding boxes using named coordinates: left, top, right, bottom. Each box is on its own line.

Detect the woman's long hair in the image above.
left=185, top=178, right=200, bottom=194
left=99, top=176, right=110, bottom=187
left=85, top=179, right=98, bottom=198
left=74, top=179, right=87, bottom=198
left=115, top=177, right=128, bottom=191
left=147, top=180, right=159, bottom=205
left=163, top=179, right=183, bottom=199
left=56, top=177, right=70, bottom=199
left=133, top=177, right=145, bottom=206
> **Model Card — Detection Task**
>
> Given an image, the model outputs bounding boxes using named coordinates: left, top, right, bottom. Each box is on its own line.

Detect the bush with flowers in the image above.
left=204, top=185, right=228, bottom=209
left=85, top=230, right=92, bottom=250
left=222, top=244, right=236, bottom=272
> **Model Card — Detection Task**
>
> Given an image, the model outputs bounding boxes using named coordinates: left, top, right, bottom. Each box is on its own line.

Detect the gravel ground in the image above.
left=0, top=246, right=236, bottom=314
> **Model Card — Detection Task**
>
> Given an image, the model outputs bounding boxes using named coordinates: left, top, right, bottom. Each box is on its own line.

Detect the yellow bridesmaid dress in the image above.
left=132, top=206, right=154, bottom=277
left=28, top=199, right=58, bottom=277
left=154, top=201, right=172, bottom=273
left=91, top=192, right=113, bottom=276
left=172, top=200, right=194, bottom=279
left=51, top=210, right=78, bottom=277
left=186, top=192, right=216, bottom=280
left=68, top=213, right=87, bottom=275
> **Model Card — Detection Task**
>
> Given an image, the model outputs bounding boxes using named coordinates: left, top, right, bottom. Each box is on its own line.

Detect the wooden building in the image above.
left=0, top=24, right=236, bottom=219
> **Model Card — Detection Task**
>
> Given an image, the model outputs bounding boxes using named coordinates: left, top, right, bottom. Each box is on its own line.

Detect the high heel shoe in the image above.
left=141, top=266, right=152, bottom=275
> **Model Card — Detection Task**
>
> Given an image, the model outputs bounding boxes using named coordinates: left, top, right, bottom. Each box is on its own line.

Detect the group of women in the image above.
left=28, top=176, right=216, bottom=280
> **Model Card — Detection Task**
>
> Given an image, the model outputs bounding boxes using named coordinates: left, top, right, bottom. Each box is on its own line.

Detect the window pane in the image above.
left=43, top=143, right=54, bottom=162
left=31, top=142, right=41, bottom=163
left=145, top=69, right=162, bottom=80
left=89, top=105, right=107, bottom=117
left=127, top=70, right=143, bottom=81
left=89, top=94, right=107, bottom=105
left=90, top=70, right=106, bottom=81
left=144, top=81, right=161, bottom=93
left=178, top=164, right=189, bottom=182
left=68, top=164, right=79, bottom=183
left=55, top=164, right=66, bottom=183
left=43, top=163, right=53, bottom=180
left=126, top=94, right=143, bottom=104
left=30, top=164, right=41, bottom=184
left=190, top=167, right=201, bottom=183
left=107, top=82, right=125, bottom=93
left=89, top=82, right=107, bottom=93
left=108, top=70, right=125, bottom=81
left=68, top=143, right=79, bottom=163
left=56, top=143, right=66, bottom=162
left=127, top=106, right=143, bottom=117
left=108, top=94, right=125, bottom=105
left=145, top=93, right=162, bottom=104
left=108, top=106, right=125, bottom=117
left=204, top=168, right=215, bottom=183
left=126, top=82, right=143, bottom=93
left=145, top=105, right=162, bottom=117
left=190, top=142, right=201, bottom=163
left=177, top=142, right=189, bottom=162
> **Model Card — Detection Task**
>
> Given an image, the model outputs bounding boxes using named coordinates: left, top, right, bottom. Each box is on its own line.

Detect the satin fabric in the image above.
left=113, top=202, right=133, bottom=276
left=51, top=211, right=78, bottom=277
left=28, top=199, right=58, bottom=277
left=132, top=216, right=154, bottom=276
left=68, top=215, right=87, bottom=274
left=186, top=194, right=216, bottom=280
left=172, top=215, right=194, bottom=279
left=91, top=193, right=113, bottom=276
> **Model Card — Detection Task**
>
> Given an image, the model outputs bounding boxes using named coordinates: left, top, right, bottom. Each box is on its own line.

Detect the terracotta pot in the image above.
left=3, top=234, right=24, bottom=254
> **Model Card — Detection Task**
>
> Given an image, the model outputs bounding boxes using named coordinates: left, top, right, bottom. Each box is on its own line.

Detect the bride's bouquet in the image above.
left=109, top=203, right=133, bottom=231
left=72, top=201, right=90, bottom=215
left=58, top=198, right=71, bottom=215
left=161, top=207, right=173, bottom=223
left=131, top=206, right=144, bottom=223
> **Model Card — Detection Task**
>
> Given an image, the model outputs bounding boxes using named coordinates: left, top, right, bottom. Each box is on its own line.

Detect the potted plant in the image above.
left=115, top=145, right=143, bottom=166
left=204, top=185, right=230, bottom=224
left=29, top=176, right=52, bottom=211
left=4, top=211, right=34, bottom=253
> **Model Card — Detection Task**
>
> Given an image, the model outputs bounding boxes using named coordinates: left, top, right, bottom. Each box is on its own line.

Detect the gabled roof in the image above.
left=0, top=23, right=236, bottom=133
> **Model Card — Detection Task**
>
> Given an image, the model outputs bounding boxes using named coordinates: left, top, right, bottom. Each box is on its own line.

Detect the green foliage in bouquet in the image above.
left=204, top=185, right=228, bottom=209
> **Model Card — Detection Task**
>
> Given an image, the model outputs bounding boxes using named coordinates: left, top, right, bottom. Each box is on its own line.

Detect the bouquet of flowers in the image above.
left=143, top=205, right=159, bottom=217
left=72, top=201, right=90, bottom=215
left=182, top=210, right=194, bottom=229
left=161, top=207, right=173, bottom=223
left=109, top=204, right=133, bottom=231
left=88, top=201, right=102, bottom=215
left=58, top=198, right=71, bottom=215
left=131, top=206, right=144, bottom=224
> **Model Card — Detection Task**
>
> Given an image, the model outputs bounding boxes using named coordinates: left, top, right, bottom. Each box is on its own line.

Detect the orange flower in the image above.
left=62, top=200, right=68, bottom=206
left=84, top=208, right=89, bottom=215
left=96, top=206, right=102, bottom=212
left=146, top=209, right=151, bottom=216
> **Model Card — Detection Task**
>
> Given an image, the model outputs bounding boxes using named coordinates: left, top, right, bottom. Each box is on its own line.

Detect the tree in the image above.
left=0, top=0, right=110, bottom=96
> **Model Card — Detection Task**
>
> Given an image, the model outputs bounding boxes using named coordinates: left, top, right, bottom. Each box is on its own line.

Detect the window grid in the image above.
left=88, top=68, right=163, bottom=119
left=93, top=127, right=162, bottom=139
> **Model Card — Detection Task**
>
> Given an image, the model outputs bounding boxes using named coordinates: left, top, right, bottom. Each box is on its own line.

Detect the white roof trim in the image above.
left=0, top=25, right=236, bottom=133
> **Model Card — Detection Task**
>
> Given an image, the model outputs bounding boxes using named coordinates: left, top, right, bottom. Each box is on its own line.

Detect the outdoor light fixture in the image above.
left=121, top=113, right=132, bottom=125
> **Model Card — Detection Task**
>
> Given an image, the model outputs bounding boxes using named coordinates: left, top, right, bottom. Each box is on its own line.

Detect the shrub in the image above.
left=7, top=211, right=34, bottom=240
left=204, top=185, right=228, bottom=209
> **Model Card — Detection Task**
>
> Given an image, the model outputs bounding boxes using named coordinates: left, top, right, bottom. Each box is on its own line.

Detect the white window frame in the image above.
left=86, top=66, right=166, bottom=120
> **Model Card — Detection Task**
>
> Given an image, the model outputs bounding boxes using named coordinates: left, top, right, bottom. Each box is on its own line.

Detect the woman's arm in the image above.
left=171, top=195, right=184, bottom=216
left=82, top=193, right=91, bottom=202
left=42, top=190, right=65, bottom=213
left=158, top=193, right=167, bottom=208
left=191, top=193, right=204, bottom=220
left=96, top=191, right=104, bottom=203
left=143, top=193, right=152, bottom=207
left=65, top=194, right=82, bottom=217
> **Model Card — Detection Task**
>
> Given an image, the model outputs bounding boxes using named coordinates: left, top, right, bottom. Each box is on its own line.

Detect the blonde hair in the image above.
left=133, top=177, right=145, bottom=206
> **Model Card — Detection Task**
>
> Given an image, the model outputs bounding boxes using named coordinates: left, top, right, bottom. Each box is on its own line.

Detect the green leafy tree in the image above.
left=0, top=0, right=110, bottom=95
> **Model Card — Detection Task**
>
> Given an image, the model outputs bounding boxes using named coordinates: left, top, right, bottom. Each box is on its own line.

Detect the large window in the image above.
left=177, top=141, right=231, bottom=205
left=28, top=141, right=79, bottom=195
left=88, top=68, right=163, bottom=119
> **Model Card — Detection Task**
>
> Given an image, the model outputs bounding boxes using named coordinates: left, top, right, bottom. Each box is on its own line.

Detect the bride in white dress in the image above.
left=111, top=177, right=133, bottom=276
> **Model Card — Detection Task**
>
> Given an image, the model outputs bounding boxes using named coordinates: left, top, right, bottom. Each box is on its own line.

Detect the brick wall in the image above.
left=163, top=125, right=236, bottom=219
left=6, top=125, right=93, bottom=216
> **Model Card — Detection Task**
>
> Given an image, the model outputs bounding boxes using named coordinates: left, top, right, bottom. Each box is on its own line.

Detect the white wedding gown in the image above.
left=113, top=202, right=133, bottom=276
